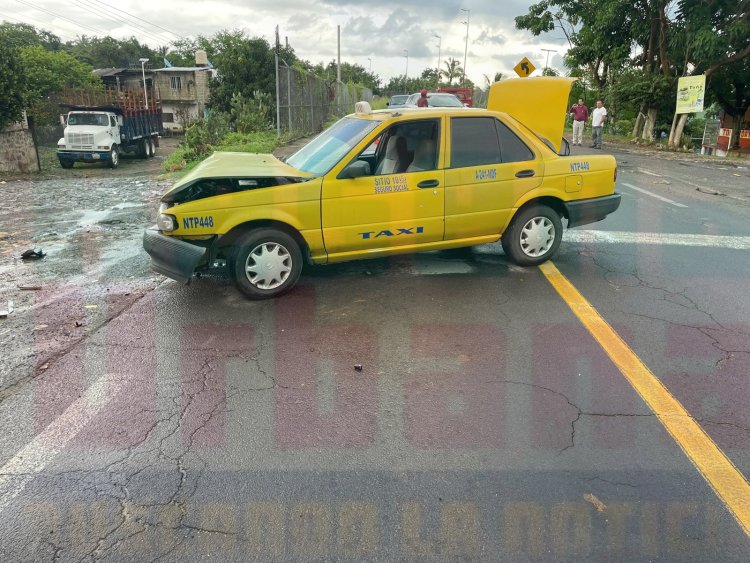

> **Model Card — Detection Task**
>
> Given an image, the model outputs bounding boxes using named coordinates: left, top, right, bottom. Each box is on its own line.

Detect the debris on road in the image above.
left=20, top=249, right=45, bottom=260
left=74, top=321, right=83, bottom=327
left=354, top=364, right=363, bottom=372
left=696, top=187, right=726, bottom=196
left=584, top=493, right=607, bottom=512
left=17, top=285, right=42, bottom=291
left=0, top=301, right=14, bottom=318
left=84, top=305, right=98, bottom=309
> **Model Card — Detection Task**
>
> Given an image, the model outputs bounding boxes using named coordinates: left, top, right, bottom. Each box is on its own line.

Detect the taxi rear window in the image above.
left=450, top=117, right=534, bottom=168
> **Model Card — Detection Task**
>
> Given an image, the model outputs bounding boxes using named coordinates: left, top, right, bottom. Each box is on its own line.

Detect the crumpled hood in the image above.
left=487, top=77, right=576, bottom=153
left=167, top=151, right=314, bottom=192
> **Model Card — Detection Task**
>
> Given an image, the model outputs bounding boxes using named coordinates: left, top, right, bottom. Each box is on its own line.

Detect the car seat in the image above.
left=406, top=139, right=436, bottom=172
left=375, top=134, right=408, bottom=175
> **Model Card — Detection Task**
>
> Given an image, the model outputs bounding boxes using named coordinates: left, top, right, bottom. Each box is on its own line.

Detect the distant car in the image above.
left=404, top=92, right=466, bottom=108
left=387, top=95, right=409, bottom=108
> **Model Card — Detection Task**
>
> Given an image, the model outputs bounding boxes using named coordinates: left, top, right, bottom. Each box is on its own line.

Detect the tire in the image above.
left=230, top=229, right=303, bottom=300
left=108, top=146, right=119, bottom=169
left=148, top=137, right=156, bottom=158
left=59, top=159, right=74, bottom=169
left=501, top=205, right=562, bottom=266
left=138, top=139, right=148, bottom=159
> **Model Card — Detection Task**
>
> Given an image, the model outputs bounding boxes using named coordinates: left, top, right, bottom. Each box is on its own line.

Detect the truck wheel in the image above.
left=230, top=229, right=303, bottom=300
left=138, top=139, right=148, bottom=159
left=501, top=205, right=562, bottom=266
left=108, top=147, right=119, bottom=169
left=148, top=137, right=156, bottom=158
left=59, top=159, right=74, bottom=169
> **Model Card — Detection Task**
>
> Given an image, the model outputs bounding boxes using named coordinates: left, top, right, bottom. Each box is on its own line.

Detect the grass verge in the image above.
left=163, top=131, right=283, bottom=174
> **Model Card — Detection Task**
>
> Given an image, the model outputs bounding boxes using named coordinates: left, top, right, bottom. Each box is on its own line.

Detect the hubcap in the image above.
left=244, top=243, right=292, bottom=290
left=520, top=216, right=555, bottom=257
left=111, top=150, right=118, bottom=165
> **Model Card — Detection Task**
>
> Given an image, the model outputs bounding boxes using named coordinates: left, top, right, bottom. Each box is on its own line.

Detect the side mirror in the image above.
left=559, top=137, right=571, bottom=156
left=59, top=115, right=67, bottom=126
left=339, top=160, right=371, bottom=179
left=386, top=102, right=390, bottom=107
left=117, top=116, right=124, bottom=126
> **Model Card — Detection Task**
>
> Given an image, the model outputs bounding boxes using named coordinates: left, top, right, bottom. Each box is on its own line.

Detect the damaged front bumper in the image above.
left=143, top=228, right=209, bottom=284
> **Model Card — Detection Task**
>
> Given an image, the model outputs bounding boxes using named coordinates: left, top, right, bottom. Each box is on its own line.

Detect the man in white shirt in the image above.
left=590, top=100, right=607, bottom=149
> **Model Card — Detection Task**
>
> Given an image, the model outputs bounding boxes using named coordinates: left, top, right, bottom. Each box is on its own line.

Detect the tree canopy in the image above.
left=0, top=43, right=27, bottom=129
left=515, top=0, right=750, bottom=144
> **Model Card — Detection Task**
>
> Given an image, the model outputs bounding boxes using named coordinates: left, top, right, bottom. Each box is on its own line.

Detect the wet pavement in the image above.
left=1, top=144, right=749, bottom=561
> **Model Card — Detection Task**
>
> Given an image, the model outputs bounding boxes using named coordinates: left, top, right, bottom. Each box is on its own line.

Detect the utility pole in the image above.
left=461, top=8, right=470, bottom=86
left=542, top=48, right=556, bottom=74
left=434, top=34, right=441, bottom=88
left=337, top=25, right=341, bottom=83
left=368, top=57, right=372, bottom=72
left=404, top=49, right=409, bottom=79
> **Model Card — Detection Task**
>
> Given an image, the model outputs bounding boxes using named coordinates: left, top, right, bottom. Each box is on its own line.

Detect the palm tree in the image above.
left=440, top=57, right=463, bottom=86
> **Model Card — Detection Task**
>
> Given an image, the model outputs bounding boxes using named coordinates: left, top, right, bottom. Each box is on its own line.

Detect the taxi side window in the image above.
left=495, top=120, right=534, bottom=163
left=450, top=117, right=501, bottom=168
left=367, top=119, right=440, bottom=175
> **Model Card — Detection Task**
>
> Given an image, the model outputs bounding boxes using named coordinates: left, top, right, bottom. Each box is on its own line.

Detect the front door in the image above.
left=321, top=118, right=445, bottom=259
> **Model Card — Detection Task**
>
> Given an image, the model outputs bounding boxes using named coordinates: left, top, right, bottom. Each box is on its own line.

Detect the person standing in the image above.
left=417, top=89, right=429, bottom=107
left=590, top=99, right=607, bottom=149
left=569, top=98, right=588, bottom=146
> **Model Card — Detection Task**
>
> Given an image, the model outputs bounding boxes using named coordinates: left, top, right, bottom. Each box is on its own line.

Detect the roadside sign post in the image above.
left=514, top=57, right=536, bottom=78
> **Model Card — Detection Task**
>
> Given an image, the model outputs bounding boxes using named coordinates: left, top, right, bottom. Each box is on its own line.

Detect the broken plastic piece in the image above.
left=0, top=301, right=14, bottom=318
left=354, top=364, right=363, bottom=372
left=21, top=249, right=46, bottom=260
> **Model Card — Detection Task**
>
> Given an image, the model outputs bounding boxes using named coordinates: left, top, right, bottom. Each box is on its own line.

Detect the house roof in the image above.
left=154, top=67, right=212, bottom=72
left=92, top=68, right=155, bottom=77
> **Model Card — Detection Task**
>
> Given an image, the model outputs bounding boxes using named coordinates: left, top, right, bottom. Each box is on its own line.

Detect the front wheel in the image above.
left=230, top=229, right=303, bottom=299
left=108, top=146, right=119, bottom=169
left=501, top=205, right=562, bottom=266
left=59, top=159, right=74, bottom=169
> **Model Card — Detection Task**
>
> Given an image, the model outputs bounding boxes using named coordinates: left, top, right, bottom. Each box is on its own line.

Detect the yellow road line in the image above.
left=539, top=260, right=750, bottom=536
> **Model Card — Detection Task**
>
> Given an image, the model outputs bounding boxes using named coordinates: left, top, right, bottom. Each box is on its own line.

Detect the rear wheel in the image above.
left=230, top=229, right=303, bottom=300
left=148, top=137, right=156, bottom=158
left=108, top=146, right=119, bottom=169
left=138, top=139, right=148, bottom=158
left=59, top=159, right=74, bottom=169
left=501, top=205, right=562, bottom=266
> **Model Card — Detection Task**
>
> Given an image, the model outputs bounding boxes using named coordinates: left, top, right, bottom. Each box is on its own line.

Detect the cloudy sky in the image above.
left=5, top=0, right=569, bottom=85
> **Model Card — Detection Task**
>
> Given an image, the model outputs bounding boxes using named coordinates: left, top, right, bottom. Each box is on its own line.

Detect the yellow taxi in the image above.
left=144, top=77, right=619, bottom=299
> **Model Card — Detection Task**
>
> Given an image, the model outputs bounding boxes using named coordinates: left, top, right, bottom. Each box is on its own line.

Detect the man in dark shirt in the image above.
left=417, top=89, right=429, bottom=107
left=569, top=99, right=589, bottom=146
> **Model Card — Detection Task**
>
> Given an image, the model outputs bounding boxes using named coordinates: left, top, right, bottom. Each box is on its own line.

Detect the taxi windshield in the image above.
left=286, top=117, right=379, bottom=175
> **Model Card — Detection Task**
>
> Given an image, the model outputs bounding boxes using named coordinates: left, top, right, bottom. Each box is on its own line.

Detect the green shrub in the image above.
left=184, top=110, right=231, bottom=150
left=229, top=91, right=274, bottom=134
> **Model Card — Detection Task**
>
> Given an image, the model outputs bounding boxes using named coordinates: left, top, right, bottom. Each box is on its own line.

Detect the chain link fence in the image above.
left=276, top=62, right=372, bottom=136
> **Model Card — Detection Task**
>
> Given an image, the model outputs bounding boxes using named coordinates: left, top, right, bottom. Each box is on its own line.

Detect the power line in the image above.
left=14, top=0, right=110, bottom=36
left=87, top=0, right=180, bottom=39
left=0, top=12, right=76, bottom=41
left=70, top=0, right=174, bottom=45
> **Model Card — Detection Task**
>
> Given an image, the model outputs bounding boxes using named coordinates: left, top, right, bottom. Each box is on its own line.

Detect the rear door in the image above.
left=444, top=116, right=543, bottom=240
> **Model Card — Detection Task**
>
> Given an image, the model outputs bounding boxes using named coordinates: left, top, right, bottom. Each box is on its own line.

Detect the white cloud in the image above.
left=7, top=0, right=571, bottom=84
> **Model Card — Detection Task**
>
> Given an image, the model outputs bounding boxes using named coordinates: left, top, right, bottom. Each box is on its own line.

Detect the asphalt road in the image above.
left=0, top=145, right=749, bottom=561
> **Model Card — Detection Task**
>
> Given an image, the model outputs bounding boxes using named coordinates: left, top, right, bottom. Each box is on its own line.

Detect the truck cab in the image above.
left=58, top=111, right=122, bottom=169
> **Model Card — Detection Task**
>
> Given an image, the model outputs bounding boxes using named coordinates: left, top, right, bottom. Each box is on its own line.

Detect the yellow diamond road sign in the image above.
left=514, top=57, right=536, bottom=78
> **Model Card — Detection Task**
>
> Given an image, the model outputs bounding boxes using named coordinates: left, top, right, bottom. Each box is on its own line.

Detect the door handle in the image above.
left=417, top=179, right=440, bottom=189
left=515, top=169, right=535, bottom=178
